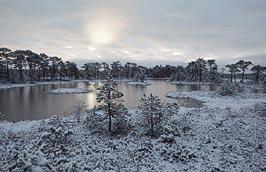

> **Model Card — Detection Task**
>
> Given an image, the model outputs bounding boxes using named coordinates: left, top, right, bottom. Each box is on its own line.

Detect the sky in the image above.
left=0, top=0, right=266, bottom=67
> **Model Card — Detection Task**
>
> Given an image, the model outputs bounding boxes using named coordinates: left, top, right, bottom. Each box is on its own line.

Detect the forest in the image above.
left=1, top=47, right=265, bottom=84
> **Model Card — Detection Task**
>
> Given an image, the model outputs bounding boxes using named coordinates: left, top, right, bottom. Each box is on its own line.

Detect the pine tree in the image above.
left=138, top=94, right=165, bottom=137
left=12, top=50, right=27, bottom=82
left=236, top=60, right=252, bottom=83
left=225, top=63, right=240, bottom=83
left=251, top=65, right=266, bottom=84
left=96, top=65, right=124, bottom=132
left=0, top=48, right=12, bottom=82
left=207, top=59, right=218, bottom=83
left=195, top=58, right=207, bottom=82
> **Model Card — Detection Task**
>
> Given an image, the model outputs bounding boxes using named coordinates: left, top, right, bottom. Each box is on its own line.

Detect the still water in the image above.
left=0, top=80, right=217, bottom=122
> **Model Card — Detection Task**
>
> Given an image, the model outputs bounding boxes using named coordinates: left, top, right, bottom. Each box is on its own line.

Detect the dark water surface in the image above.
left=0, top=80, right=217, bottom=122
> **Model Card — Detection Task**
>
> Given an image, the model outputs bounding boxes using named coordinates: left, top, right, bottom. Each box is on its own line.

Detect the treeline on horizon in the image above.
left=0, top=47, right=265, bottom=84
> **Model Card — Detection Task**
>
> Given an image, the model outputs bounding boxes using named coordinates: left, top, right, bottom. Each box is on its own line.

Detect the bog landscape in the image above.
left=0, top=1, right=265, bottom=172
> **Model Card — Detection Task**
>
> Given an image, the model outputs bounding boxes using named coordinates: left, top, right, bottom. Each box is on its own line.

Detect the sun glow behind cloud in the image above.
left=88, top=22, right=115, bottom=45
left=86, top=9, right=126, bottom=46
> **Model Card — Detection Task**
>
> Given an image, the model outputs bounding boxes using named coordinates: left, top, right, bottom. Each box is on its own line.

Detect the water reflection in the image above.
left=0, top=80, right=220, bottom=122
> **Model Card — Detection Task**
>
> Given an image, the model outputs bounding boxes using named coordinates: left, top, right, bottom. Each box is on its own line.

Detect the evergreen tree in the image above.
left=0, top=47, right=12, bottom=82
left=207, top=59, right=218, bottom=82
left=251, top=65, right=265, bottom=84
left=12, top=50, right=27, bottom=82
left=170, top=66, right=186, bottom=81
left=195, top=58, right=207, bottom=82
left=236, top=60, right=252, bottom=83
left=138, top=94, right=165, bottom=137
left=111, top=61, right=122, bottom=79
left=96, top=65, right=124, bottom=132
left=39, top=53, right=50, bottom=81
left=225, top=63, right=240, bottom=83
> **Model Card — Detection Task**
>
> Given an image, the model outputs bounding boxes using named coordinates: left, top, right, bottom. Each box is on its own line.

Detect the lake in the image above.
left=0, top=80, right=217, bottom=122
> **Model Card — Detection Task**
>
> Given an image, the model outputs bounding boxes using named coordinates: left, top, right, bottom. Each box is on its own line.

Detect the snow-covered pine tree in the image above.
left=133, top=71, right=146, bottom=82
left=112, top=103, right=131, bottom=134
left=138, top=93, right=165, bottom=137
left=96, top=64, right=124, bottom=132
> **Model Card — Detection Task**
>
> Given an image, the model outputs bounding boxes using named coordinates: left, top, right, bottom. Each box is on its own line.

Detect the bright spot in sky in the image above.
left=172, top=51, right=183, bottom=56
left=65, top=46, right=73, bottom=49
left=87, top=46, right=96, bottom=51
left=87, top=21, right=116, bottom=45
left=122, top=50, right=130, bottom=54
left=161, top=48, right=171, bottom=52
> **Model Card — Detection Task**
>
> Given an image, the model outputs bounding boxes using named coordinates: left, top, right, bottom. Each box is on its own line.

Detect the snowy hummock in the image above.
left=0, top=79, right=94, bottom=90
left=49, top=88, right=90, bottom=94
left=166, top=90, right=266, bottom=110
left=170, top=81, right=220, bottom=86
left=126, top=81, right=150, bottom=86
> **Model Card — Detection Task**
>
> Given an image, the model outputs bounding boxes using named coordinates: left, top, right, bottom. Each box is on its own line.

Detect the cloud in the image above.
left=0, top=0, right=265, bottom=67
left=87, top=46, right=96, bottom=51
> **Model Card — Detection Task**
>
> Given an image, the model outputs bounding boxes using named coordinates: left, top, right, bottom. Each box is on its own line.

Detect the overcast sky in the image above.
left=0, top=0, right=266, bottom=67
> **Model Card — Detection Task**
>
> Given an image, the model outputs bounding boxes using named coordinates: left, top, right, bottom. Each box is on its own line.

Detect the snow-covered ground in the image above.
left=0, top=80, right=94, bottom=90
left=166, top=90, right=266, bottom=110
left=49, top=88, right=91, bottom=95
left=0, top=89, right=265, bottom=171
left=126, top=81, right=150, bottom=86
left=170, top=81, right=220, bottom=86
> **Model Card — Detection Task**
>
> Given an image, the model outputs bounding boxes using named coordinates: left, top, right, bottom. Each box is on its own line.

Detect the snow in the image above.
left=126, top=81, right=150, bottom=86
left=170, top=81, right=220, bottom=86
left=49, top=88, right=90, bottom=94
left=166, top=90, right=266, bottom=110
left=0, top=88, right=265, bottom=171
left=0, top=79, right=94, bottom=90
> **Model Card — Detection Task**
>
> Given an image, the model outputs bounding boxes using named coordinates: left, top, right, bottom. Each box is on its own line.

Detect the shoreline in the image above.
left=0, top=79, right=96, bottom=90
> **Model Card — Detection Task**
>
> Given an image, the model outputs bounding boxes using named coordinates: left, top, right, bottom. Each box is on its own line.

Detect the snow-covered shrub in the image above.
left=161, top=112, right=194, bottom=138
left=157, top=144, right=197, bottom=163
left=217, top=82, right=238, bottom=96
left=138, top=95, right=180, bottom=137
left=160, top=133, right=175, bottom=144
left=72, top=101, right=86, bottom=123
left=112, top=103, right=132, bottom=135
left=164, top=102, right=180, bottom=116
left=53, top=160, right=83, bottom=172
left=84, top=107, right=105, bottom=132
left=40, top=115, right=63, bottom=129
left=4, top=148, right=51, bottom=172
left=38, top=125, right=72, bottom=158
left=160, top=119, right=181, bottom=143
left=133, top=141, right=153, bottom=162
left=138, top=94, right=165, bottom=137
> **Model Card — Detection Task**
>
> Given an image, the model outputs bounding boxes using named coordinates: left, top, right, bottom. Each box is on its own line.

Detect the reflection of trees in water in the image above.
left=1, top=80, right=222, bottom=122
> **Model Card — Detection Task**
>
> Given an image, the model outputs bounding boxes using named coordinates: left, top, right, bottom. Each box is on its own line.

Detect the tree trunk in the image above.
left=199, top=69, right=202, bottom=82
left=150, top=113, right=154, bottom=137
left=241, top=70, right=244, bottom=83
left=107, top=88, right=112, bottom=132
left=6, top=60, right=9, bottom=82
left=256, top=72, right=259, bottom=84
left=19, top=68, right=23, bottom=82
left=209, top=67, right=212, bottom=82
left=43, top=69, right=46, bottom=81
left=108, top=103, right=112, bottom=132
left=230, top=72, right=233, bottom=83
left=150, top=105, right=154, bottom=137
